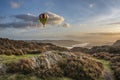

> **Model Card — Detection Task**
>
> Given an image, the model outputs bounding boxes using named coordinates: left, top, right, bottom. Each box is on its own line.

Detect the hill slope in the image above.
left=112, top=40, right=120, bottom=47
left=25, top=40, right=80, bottom=47
left=0, top=38, right=68, bottom=55
left=71, top=40, right=120, bottom=54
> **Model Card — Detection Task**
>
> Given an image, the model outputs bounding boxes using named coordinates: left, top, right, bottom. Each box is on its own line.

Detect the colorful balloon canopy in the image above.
left=39, top=13, right=48, bottom=26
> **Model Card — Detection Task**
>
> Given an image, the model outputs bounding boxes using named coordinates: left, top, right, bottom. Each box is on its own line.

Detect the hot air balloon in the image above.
left=39, top=13, right=48, bottom=27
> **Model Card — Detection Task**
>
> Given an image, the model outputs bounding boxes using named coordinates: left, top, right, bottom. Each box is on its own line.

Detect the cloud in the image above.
left=12, top=12, right=69, bottom=28
left=62, top=23, right=70, bottom=28
left=0, top=16, right=5, bottom=19
left=85, top=8, right=120, bottom=25
left=0, top=22, right=39, bottom=29
left=14, top=13, right=37, bottom=22
left=107, top=22, right=120, bottom=26
left=0, top=12, right=70, bottom=29
left=86, top=32, right=120, bottom=36
left=14, top=12, right=65, bottom=25
left=45, top=12, right=64, bottom=25
left=10, top=2, right=20, bottom=9
left=0, top=13, right=42, bottom=29
left=89, top=3, right=95, bottom=8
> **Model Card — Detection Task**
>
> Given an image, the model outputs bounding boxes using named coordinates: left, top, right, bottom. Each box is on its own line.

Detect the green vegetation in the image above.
left=0, top=54, right=38, bottom=64
left=0, top=74, right=72, bottom=80
left=0, top=51, right=104, bottom=80
left=91, top=58, right=114, bottom=80
left=97, top=60, right=112, bottom=72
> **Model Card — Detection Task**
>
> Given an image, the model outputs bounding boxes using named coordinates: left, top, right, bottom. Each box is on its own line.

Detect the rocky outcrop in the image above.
left=31, top=51, right=75, bottom=69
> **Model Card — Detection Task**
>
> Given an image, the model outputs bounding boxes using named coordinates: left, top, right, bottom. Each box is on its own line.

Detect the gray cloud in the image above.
left=0, top=16, right=5, bottom=19
left=45, top=12, right=64, bottom=25
left=14, top=13, right=37, bottom=22
left=14, top=12, right=65, bottom=25
left=0, top=22, right=39, bottom=29
left=107, top=22, right=120, bottom=25
left=0, top=12, right=70, bottom=29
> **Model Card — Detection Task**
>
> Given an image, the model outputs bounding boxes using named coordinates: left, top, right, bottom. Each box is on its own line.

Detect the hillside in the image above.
left=0, top=38, right=68, bottom=55
left=71, top=40, right=120, bottom=80
left=0, top=38, right=120, bottom=80
left=71, top=40, right=120, bottom=54
left=112, top=40, right=120, bottom=47
left=25, top=40, right=80, bottom=47
left=0, top=38, right=105, bottom=80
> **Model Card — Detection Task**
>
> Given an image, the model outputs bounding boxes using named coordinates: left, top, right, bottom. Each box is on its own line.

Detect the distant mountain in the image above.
left=25, top=40, right=80, bottom=47
left=71, top=40, right=120, bottom=54
left=70, top=47, right=89, bottom=53
left=112, top=40, right=120, bottom=47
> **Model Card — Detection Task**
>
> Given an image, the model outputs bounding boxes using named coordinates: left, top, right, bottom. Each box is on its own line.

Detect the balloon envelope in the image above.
left=39, top=13, right=48, bottom=26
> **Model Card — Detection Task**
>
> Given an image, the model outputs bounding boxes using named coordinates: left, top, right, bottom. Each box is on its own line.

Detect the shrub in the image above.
left=59, top=57, right=103, bottom=80
left=35, top=65, right=64, bottom=79
left=6, top=58, right=33, bottom=74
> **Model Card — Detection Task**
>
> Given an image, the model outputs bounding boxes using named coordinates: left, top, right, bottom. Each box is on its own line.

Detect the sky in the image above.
left=0, top=0, right=120, bottom=44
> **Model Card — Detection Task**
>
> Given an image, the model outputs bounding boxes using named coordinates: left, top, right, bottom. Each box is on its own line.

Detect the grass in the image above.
left=96, top=59, right=114, bottom=80
left=0, top=74, right=73, bottom=80
left=96, top=59, right=113, bottom=73
left=0, top=74, right=41, bottom=80
left=0, top=54, right=39, bottom=64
